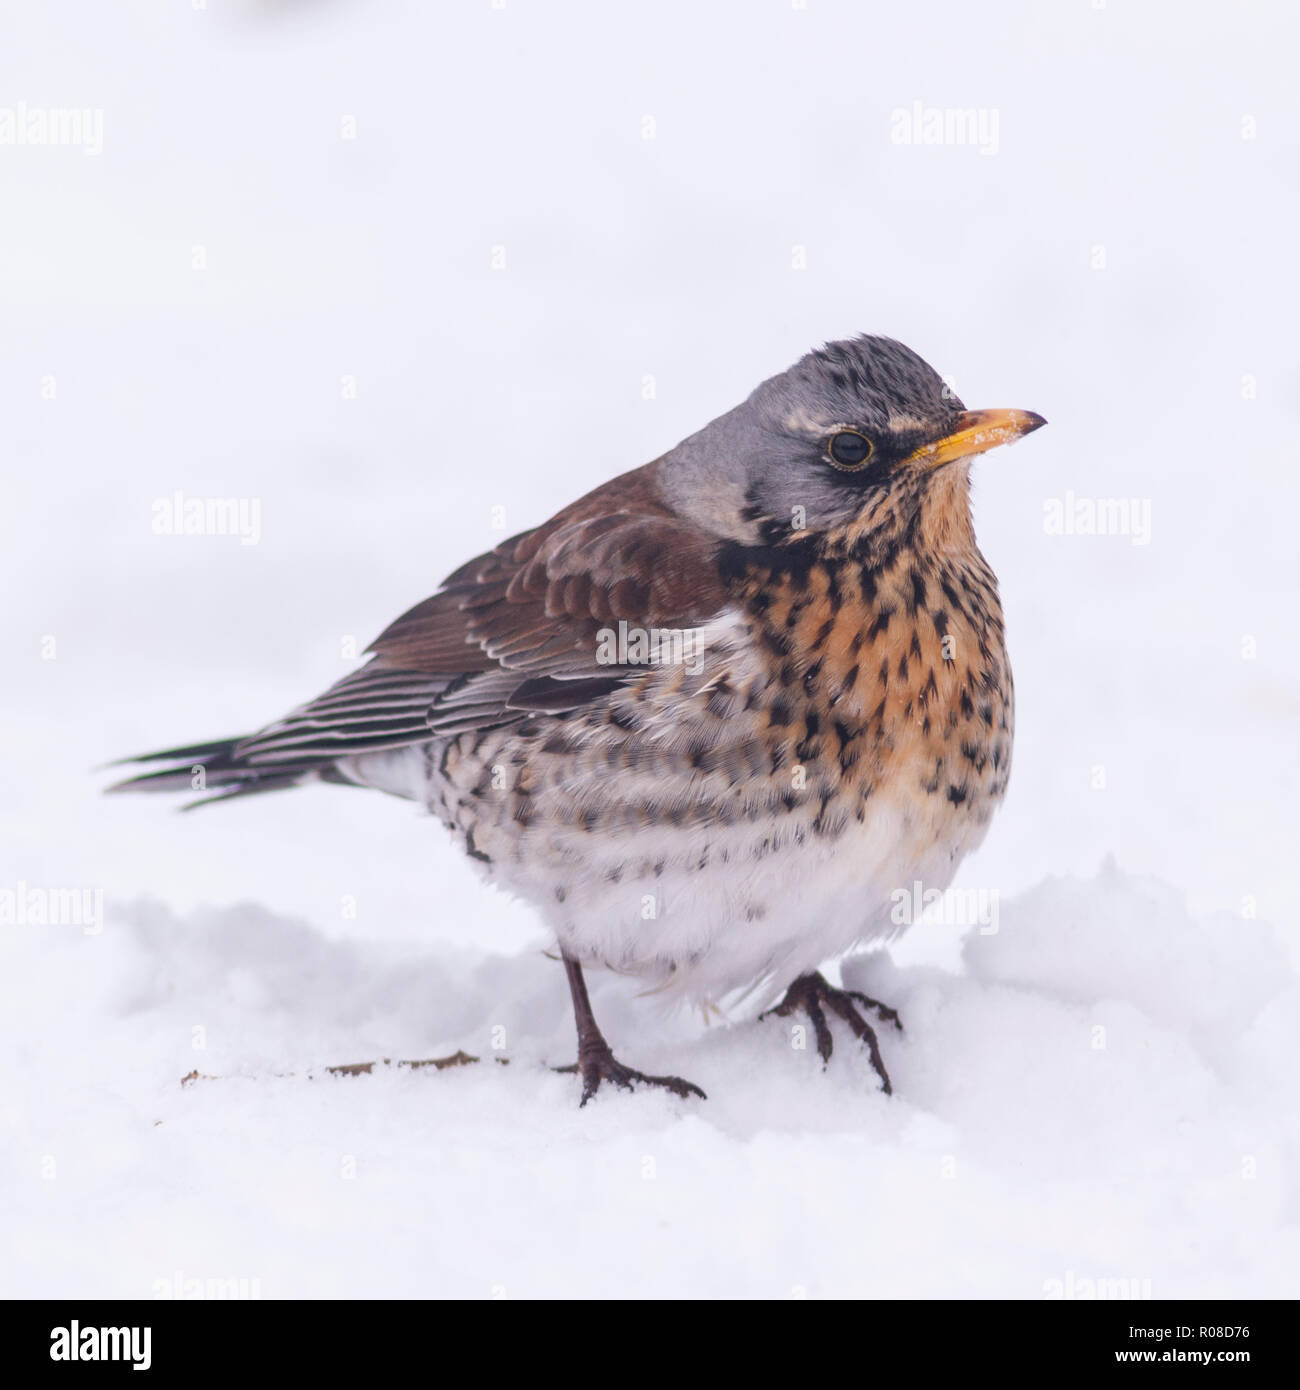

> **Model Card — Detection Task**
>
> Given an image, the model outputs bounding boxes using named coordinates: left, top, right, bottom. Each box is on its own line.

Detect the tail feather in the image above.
left=106, top=658, right=450, bottom=809
left=106, top=737, right=345, bottom=810
left=105, top=736, right=251, bottom=767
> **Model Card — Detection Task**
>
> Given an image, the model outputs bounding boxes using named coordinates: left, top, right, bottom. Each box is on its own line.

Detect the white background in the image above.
left=2, top=0, right=1297, bottom=1298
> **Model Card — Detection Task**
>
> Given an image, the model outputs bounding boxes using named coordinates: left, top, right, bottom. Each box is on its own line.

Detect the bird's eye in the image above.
left=827, top=430, right=874, bottom=470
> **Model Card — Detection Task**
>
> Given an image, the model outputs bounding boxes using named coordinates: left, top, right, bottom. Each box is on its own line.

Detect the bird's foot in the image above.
left=762, top=971, right=902, bottom=1095
left=555, top=1040, right=706, bottom=1107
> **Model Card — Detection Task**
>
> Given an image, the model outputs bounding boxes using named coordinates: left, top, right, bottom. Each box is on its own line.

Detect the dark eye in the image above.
left=827, top=430, right=874, bottom=470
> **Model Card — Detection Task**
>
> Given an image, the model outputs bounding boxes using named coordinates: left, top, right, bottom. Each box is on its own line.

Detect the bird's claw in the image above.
left=762, top=971, right=899, bottom=1094
left=556, top=1044, right=706, bottom=1106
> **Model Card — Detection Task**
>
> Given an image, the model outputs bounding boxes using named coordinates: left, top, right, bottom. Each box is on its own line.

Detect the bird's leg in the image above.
left=557, top=952, right=706, bottom=1106
left=762, top=971, right=902, bottom=1095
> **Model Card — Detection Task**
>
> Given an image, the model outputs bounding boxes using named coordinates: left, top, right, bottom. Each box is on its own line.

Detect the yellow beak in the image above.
left=906, top=408, right=1047, bottom=470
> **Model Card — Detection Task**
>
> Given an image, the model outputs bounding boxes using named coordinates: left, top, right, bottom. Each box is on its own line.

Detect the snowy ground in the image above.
left=4, top=866, right=1299, bottom=1298
left=3, top=1, right=1298, bottom=1298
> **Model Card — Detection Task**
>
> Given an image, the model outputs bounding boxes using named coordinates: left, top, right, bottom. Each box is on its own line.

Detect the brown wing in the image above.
left=366, top=463, right=727, bottom=708
left=217, top=464, right=730, bottom=764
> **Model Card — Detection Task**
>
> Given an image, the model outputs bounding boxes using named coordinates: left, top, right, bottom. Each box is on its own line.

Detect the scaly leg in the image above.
left=557, top=952, right=706, bottom=1106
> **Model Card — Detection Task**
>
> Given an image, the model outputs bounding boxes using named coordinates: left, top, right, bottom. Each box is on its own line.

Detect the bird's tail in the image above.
left=106, top=661, right=451, bottom=808
left=105, top=736, right=351, bottom=810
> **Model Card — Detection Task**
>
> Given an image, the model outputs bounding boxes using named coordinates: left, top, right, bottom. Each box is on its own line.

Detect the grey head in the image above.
left=657, top=334, right=1045, bottom=546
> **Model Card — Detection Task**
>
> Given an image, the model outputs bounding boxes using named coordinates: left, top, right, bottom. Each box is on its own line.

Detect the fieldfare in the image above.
left=111, top=335, right=1046, bottom=1103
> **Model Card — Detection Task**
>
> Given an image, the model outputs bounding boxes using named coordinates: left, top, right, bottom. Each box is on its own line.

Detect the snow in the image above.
left=3, top=0, right=1298, bottom=1297
left=4, top=865, right=1296, bottom=1298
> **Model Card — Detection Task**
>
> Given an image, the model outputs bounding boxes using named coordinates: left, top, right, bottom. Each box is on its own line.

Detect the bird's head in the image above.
left=659, top=334, right=1045, bottom=557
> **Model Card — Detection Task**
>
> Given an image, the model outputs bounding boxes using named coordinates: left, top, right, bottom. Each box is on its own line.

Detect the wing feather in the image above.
left=224, top=463, right=728, bottom=766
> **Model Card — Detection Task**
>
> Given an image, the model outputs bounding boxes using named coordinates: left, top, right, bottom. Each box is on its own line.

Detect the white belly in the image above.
left=349, top=739, right=993, bottom=1006
left=527, top=790, right=992, bottom=1005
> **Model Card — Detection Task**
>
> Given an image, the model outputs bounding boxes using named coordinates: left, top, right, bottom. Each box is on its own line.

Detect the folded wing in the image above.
left=109, top=464, right=729, bottom=804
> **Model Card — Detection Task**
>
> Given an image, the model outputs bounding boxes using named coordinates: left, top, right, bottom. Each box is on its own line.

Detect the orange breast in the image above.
left=741, top=547, right=1013, bottom=823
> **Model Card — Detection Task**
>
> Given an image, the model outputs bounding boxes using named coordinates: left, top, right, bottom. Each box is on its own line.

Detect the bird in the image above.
left=110, top=335, right=1046, bottom=1104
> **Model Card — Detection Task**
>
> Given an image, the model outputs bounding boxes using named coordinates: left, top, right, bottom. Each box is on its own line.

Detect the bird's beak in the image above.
left=906, top=408, right=1047, bottom=470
